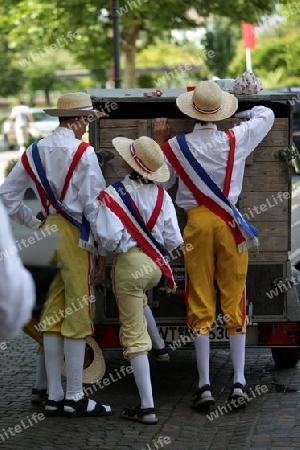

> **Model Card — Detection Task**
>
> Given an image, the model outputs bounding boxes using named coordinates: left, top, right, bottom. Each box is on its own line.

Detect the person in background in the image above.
left=96, top=136, right=183, bottom=424
left=0, top=92, right=112, bottom=418
left=23, top=318, right=48, bottom=405
left=0, top=198, right=35, bottom=339
left=10, top=100, right=33, bottom=154
left=153, top=80, right=275, bottom=411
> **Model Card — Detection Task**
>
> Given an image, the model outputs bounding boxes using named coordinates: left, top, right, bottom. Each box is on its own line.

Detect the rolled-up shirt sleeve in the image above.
left=162, top=192, right=183, bottom=252
left=95, top=202, right=124, bottom=255
left=0, top=199, right=35, bottom=339
left=233, top=106, right=275, bottom=158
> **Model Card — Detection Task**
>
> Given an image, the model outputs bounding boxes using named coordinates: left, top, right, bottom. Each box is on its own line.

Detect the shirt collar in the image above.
left=193, top=122, right=217, bottom=131
left=54, top=126, right=76, bottom=138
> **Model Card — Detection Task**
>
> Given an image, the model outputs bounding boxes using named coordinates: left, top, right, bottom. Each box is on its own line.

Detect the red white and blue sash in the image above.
left=98, top=181, right=176, bottom=291
left=161, top=133, right=258, bottom=252
left=21, top=140, right=97, bottom=254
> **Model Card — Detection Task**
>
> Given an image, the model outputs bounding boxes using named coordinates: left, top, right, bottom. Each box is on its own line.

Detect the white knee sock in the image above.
left=143, top=306, right=166, bottom=351
left=229, top=333, right=246, bottom=391
left=34, top=354, right=48, bottom=391
left=43, top=334, right=64, bottom=401
left=64, top=337, right=85, bottom=401
left=194, top=335, right=211, bottom=397
left=130, top=354, right=154, bottom=411
left=64, top=338, right=100, bottom=412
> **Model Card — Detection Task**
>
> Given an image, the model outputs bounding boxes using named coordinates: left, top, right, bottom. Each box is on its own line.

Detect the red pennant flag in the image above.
left=242, top=21, right=256, bottom=49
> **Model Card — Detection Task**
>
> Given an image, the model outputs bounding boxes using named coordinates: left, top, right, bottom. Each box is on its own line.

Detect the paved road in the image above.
left=1, top=335, right=300, bottom=450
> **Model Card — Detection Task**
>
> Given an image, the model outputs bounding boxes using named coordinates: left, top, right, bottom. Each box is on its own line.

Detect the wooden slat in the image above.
left=252, top=221, right=288, bottom=236
left=249, top=251, right=288, bottom=263
left=253, top=146, right=288, bottom=162
left=244, top=161, right=287, bottom=178
left=239, top=196, right=288, bottom=222
left=99, top=119, right=141, bottom=147
left=251, top=236, right=287, bottom=252
left=242, top=178, right=288, bottom=192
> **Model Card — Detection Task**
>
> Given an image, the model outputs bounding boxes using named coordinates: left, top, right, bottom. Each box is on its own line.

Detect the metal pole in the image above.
left=112, top=0, right=122, bottom=88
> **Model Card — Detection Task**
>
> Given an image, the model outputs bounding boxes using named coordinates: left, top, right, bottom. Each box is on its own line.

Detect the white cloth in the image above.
left=0, top=128, right=106, bottom=239
left=229, top=333, right=246, bottom=386
left=96, top=175, right=183, bottom=256
left=162, top=106, right=275, bottom=206
left=194, top=335, right=211, bottom=389
left=64, top=337, right=85, bottom=401
left=11, top=104, right=30, bottom=126
left=144, top=305, right=165, bottom=350
left=0, top=199, right=35, bottom=339
left=130, top=354, right=154, bottom=409
left=43, top=334, right=64, bottom=402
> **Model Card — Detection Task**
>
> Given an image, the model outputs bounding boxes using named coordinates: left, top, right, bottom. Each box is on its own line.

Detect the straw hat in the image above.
left=176, top=80, right=238, bottom=122
left=61, top=336, right=106, bottom=384
left=112, top=135, right=170, bottom=182
left=44, top=92, right=107, bottom=117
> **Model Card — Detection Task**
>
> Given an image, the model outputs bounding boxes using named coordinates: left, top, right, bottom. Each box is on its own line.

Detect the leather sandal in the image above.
left=31, top=388, right=47, bottom=406
left=152, top=346, right=170, bottom=362
left=228, top=382, right=249, bottom=409
left=44, top=399, right=65, bottom=417
left=192, top=384, right=216, bottom=411
left=122, top=405, right=158, bottom=424
left=63, top=395, right=112, bottom=418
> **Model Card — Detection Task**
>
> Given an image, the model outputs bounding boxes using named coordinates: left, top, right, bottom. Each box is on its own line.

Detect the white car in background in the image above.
left=28, top=107, right=59, bottom=139
left=2, top=107, right=59, bottom=149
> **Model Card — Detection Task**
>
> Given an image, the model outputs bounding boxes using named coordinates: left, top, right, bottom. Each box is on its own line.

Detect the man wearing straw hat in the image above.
left=96, top=135, right=183, bottom=424
left=153, top=80, right=275, bottom=410
left=0, top=92, right=112, bottom=417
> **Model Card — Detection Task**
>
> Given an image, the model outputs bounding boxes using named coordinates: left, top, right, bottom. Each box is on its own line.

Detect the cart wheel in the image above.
left=271, top=347, right=300, bottom=368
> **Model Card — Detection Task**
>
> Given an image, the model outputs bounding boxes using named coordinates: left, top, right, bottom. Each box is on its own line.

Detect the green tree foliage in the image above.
left=201, top=17, right=241, bottom=79
left=136, top=39, right=210, bottom=88
left=0, top=38, right=24, bottom=96
left=0, top=0, right=281, bottom=89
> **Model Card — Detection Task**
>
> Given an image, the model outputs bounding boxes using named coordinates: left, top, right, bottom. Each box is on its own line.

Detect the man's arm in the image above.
left=233, top=106, right=275, bottom=156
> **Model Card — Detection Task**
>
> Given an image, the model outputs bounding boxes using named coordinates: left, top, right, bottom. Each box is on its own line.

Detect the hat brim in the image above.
left=176, top=90, right=238, bottom=121
left=61, top=336, right=106, bottom=384
left=112, top=137, right=170, bottom=183
left=43, top=108, right=108, bottom=118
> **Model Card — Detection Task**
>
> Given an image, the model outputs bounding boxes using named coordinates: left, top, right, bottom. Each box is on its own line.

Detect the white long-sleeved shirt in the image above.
left=0, top=127, right=106, bottom=237
left=163, top=106, right=275, bottom=208
left=96, top=175, right=183, bottom=255
left=0, top=199, right=35, bottom=339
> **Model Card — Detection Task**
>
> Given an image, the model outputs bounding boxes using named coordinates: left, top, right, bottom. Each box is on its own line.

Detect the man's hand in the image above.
left=36, top=211, right=46, bottom=229
left=153, top=118, right=171, bottom=145
left=92, top=255, right=106, bottom=286
left=235, top=110, right=251, bottom=119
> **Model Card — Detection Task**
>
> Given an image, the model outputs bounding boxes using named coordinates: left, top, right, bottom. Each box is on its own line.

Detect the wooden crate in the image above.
left=98, top=115, right=291, bottom=262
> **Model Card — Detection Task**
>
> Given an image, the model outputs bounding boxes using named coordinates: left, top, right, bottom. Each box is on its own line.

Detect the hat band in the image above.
left=71, top=105, right=93, bottom=110
left=193, top=102, right=221, bottom=115
left=130, top=144, right=155, bottom=174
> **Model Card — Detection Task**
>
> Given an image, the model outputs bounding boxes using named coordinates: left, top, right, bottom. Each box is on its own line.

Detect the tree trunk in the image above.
left=123, top=25, right=139, bottom=88
left=45, top=88, right=51, bottom=106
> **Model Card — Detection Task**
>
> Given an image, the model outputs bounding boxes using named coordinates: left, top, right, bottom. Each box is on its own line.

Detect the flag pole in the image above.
left=245, top=48, right=252, bottom=72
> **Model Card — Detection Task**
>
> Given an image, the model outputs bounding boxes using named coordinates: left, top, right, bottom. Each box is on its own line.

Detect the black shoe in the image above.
left=152, top=345, right=170, bottom=362
left=31, top=388, right=47, bottom=406
left=227, top=383, right=249, bottom=409
left=192, top=384, right=216, bottom=411
left=44, top=399, right=65, bottom=417
left=63, top=395, right=113, bottom=418
left=122, top=405, right=157, bottom=424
